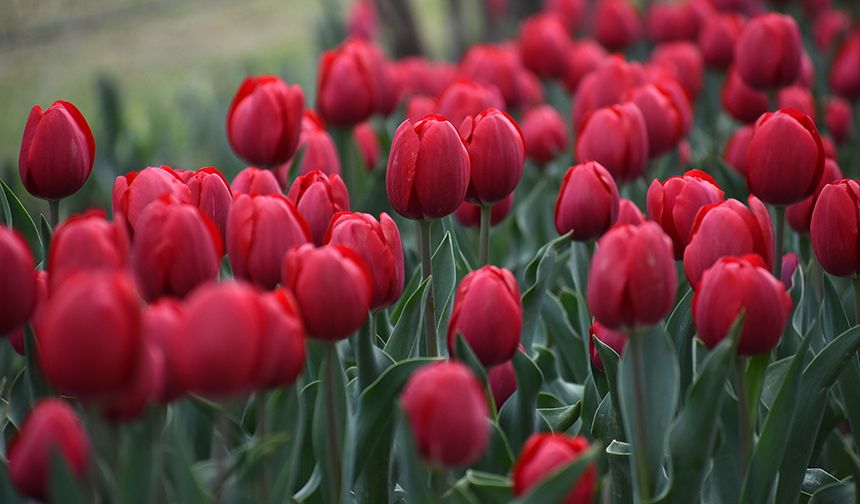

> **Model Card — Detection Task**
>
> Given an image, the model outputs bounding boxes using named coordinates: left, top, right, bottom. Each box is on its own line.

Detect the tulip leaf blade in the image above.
left=543, top=291, right=588, bottom=384
left=48, top=449, right=89, bottom=504
left=0, top=180, right=10, bottom=228
left=498, top=350, right=543, bottom=456
left=0, top=178, right=42, bottom=261
left=537, top=403, right=581, bottom=434
left=509, top=442, right=600, bottom=504
left=38, top=214, right=52, bottom=267
left=432, top=231, right=457, bottom=334
left=521, top=234, right=568, bottom=352
left=808, top=481, right=856, bottom=504
left=311, top=344, right=352, bottom=504
left=0, top=455, right=24, bottom=504
left=383, top=276, right=431, bottom=361
left=461, top=470, right=513, bottom=504
left=475, top=419, right=515, bottom=474
left=666, top=287, right=696, bottom=397
left=606, top=440, right=634, bottom=504
left=593, top=334, right=624, bottom=441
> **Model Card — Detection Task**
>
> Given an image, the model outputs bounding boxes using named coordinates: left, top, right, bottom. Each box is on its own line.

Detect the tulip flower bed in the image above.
left=2, top=0, right=860, bottom=502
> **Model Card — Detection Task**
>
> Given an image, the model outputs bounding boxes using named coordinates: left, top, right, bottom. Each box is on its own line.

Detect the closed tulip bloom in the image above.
left=699, top=13, right=743, bottom=69
left=140, top=299, right=186, bottom=403
left=647, top=169, right=725, bottom=258
left=437, top=80, right=505, bottom=130
left=7, top=271, right=46, bottom=355
left=102, top=342, right=165, bottom=422
left=576, top=102, right=649, bottom=183
left=512, top=434, right=596, bottom=503
left=460, top=44, right=528, bottom=108
left=589, top=322, right=628, bottom=371
left=777, top=86, right=817, bottom=120
left=447, top=266, right=522, bottom=366
left=563, top=41, right=608, bottom=94
left=255, top=289, right=305, bottom=390
left=646, top=1, right=699, bottom=42
left=282, top=244, right=372, bottom=340
left=394, top=57, right=457, bottom=99
left=694, top=255, right=791, bottom=355
left=173, top=281, right=263, bottom=396
left=825, top=96, right=853, bottom=145
left=787, top=158, right=842, bottom=234
left=521, top=105, right=568, bottom=165
left=813, top=9, right=850, bottom=51
left=734, top=14, right=802, bottom=90
left=555, top=161, right=620, bottom=241
left=278, top=111, right=342, bottom=183
left=400, top=361, right=489, bottom=467
left=8, top=399, right=90, bottom=501
left=651, top=42, right=704, bottom=100
left=406, top=95, right=438, bottom=123
left=519, top=14, right=571, bottom=79
left=353, top=121, right=380, bottom=172
left=572, top=55, right=646, bottom=131
left=226, top=75, right=304, bottom=166
left=724, top=125, right=754, bottom=175
left=112, top=166, right=192, bottom=234
left=18, top=100, right=95, bottom=200
left=185, top=167, right=233, bottom=238
left=488, top=359, right=517, bottom=408
left=745, top=109, right=825, bottom=205
left=227, top=193, right=311, bottom=289
left=386, top=115, right=471, bottom=220
left=460, top=108, right=525, bottom=205
left=830, top=33, right=860, bottom=100
left=721, top=67, right=768, bottom=124
left=455, top=194, right=514, bottom=228
left=346, top=0, right=377, bottom=39
left=781, top=252, right=799, bottom=289
left=594, top=0, right=642, bottom=51
left=47, top=210, right=130, bottom=292
left=0, top=226, right=37, bottom=335
left=810, top=179, right=860, bottom=277
left=39, top=271, right=142, bottom=398
left=231, top=167, right=282, bottom=196
left=133, top=198, right=222, bottom=300
left=545, top=0, right=586, bottom=31
left=683, top=196, right=773, bottom=288
left=627, top=78, right=692, bottom=158
left=287, top=170, right=349, bottom=245
left=617, top=198, right=645, bottom=226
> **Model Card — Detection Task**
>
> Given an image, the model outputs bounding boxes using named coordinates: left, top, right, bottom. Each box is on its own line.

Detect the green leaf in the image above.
left=801, top=469, right=840, bottom=496
left=270, top=381, right=313, bottom=501
left=521, top=234, right=568, bottom=351
left=38, top=214, right=52, bottom=266
left=0, top=180, right=10, bottom=228
left=590, top=393, right=621, bottom=447
left=0, top=178, right=41, bottom=260
left=543, top=293, right=588, bottom=384
left=383, top=277, right=431, bottom=360
left=666, top=288, right=695, bottom=396
left=462, top=470, right=513, bottom=504
left=432, top=231, right=457, bottom=335
left=454, top=334, right=489, bottom=386
left=353, top=314, right=394, bottom=390
left=116, top=412, right=163, bottom=504
left=0, top=453, right=25, bottom=504
left=820, top=276, right=850, bottom=343
left=24, top=325, right=49, bottom=401
left=538, top=403, right=581, bottom=433
left=808, top=482, right=856, bottom=504
left=510, top=443, right=600, bottom=504
left=594, top=335, right=624, bottom=441
left=393, top=412, right=433, bottom=504
left=311, top=344, right=351, bottom=504
left=499, top=351, right=543, bottom=455
left=607, top=440, right=634, bottom=504
left=475, top=420, right=515, bottom=474
left=48, top=450, right=88, bottom=504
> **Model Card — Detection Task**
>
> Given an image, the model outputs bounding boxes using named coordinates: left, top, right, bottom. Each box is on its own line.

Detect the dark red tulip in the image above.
left=555, top=161, right=620, bottom=241
left=386, top=115, right=471, bottom=220
left=794, top=50, right=815, bottom=89
left=512, top=434, right=596, bottom=503
left=519, top=14, right=571, bottom=79
left=693, top=254, right=791, bottom=355
left=626, top=78, right=692, bottom=158
left=651, top=42, right=704, bottom=100
left=825, top=96, right=854, bottom=145
left=572, top=55, right=646, bottom=131
left=698, top=13, right=743, bottom=69
left=0, top=226, right=37, bottom=335
left=563, top=41, right=608, bottom=94
left=406, top=95, right=438, bottom=123
left=255, top=289, right=305, bottom=390
left=518, top=69, right=546, bottom=109
left=226, top=75, right=304, bottom=166
left=185, top=167, right=233, bottom=238
left=455, top=194, right=514, bottom=228
left=777, top=86, right=817, bottom=121
left=354, top=121, right=380, bottom=172
left=488, top=359, right=516, bottom=408
left=460, top=108, right=524, bottom=205
left=787, top=158, right=843, bottom=234
left=7, top=271, right=46, bottom=355
left=521, top=105, right=568, bottom=165
left=447, top=266, right=522, bottom=367
left=231, top=167, right=282, bottom=196
left=112, top=166, right=192, bottom=234
left=647, top=169, right=725, bottom=258
left=346, top=0, right=377, bottom=39
left=810, top=179, right=860, bottom=277
left=830, top=33, right=860, bottom=100
left=227, top=193, right=311, bottom=289
left=282, top=244, right=372, bottom=340
left=813, top=9, right=850, bottom=51
left=646, top=1, right=699, bottom=42
left=325, top=212, right=405, bottom=310
left=278, top=111, right=342, bottom=184
left=133, top=197, right=221, bottom=301
left=822, top=135, right=837, bottom=160
left=437, top=80, right=505, bottom=130
left=400, top=361, right=489, bottom=467
left=721, top=67, right=768, bottom=124
left=140, top=299, right=186, bottom=403
left=745, top=109, right=825, bottom=205
left=460, top=44, right=528, bottom=108
left=575, top=102, right=649, bottom=183
left=394, top=57, right=458, bottom=99
left=594, top=0, right=642, bottom=51
left=724, top=125, right=754, bottom=175
left=8, top=399, right=90, bottom=501
left=617, top=198, right=645, bottom=226
left=545, top=0, right=586, bottom=32
left=683, top=196, right=773, bottom=288
left=286, top=170, right=350, bottom=245
left=734, top=14, right=802, bottom=90
left=39, top=271, right=142, bottom=398
left=102, top=342, right=165, bottom=422
left=18, top=100, right=95, bottom=200
left=589, top=322, right=628, bottom=371
left=781, top=252, right=799, bottom=289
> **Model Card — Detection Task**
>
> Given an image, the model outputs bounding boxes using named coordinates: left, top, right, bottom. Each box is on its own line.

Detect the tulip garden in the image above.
left=2, top=0, right=860, bottom=502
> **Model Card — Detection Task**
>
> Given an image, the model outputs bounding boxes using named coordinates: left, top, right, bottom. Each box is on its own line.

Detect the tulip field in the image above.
left=2, top=0, right=860, bottom=502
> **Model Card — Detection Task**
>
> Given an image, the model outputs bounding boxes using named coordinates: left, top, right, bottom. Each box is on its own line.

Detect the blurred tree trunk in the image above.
left=374, top=0, right=423, bottom=57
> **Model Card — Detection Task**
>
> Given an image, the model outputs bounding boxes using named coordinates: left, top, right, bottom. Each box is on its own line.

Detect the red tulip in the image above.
left=617, top=198, right=645, bottom=226
left=830, top=33, right=860, bottom=100
left=651, top=42, right=704, bottom=100
left=813, top=9, right=850, bottom=51
left=698, top=13, right=743, bottom=69
left=282, top=244, right=372, bottom=340
left=563, top=41, right=608, bottom=94
left=18, top=100, right=95, bottom=200
left=324, top=212, right=405, bottom=310
left=646, top=1, right=699, bottom=42
left=0, top=226, right=37, bottom=335
left=626, top=78, right=692, bottom=158
left=572, top=55, right=645, bottom=131
left=353, top=121, right=380, bottom=172
left=588, top=222, right=677, bottom=329
left=400, top=361, right=489, bottom=467
left=647, top=169, right=725, bottom=258
left=102, top=342, right=165, bottom=422
left=346, top=0, right=377, bottom=39
left=447, top=266, right=522, bottom=367
left=227, top=193, right=311, bottom=289
left=589, top=322, right=628, bottom=371
left=794, top=50, right=815, bottom=89
left=555, top=161, right=620, bottom=241
left=39, top=271, right=142, bottom=398
left=460, top=44, right=528, bottom=108
left=787, top=158, right=843, bottom=234
left=460, top=108, right=524, bottom=205
left=777, top=86, right=817, bottom=121
left=386, top=115, right=471, bottom=220
left=734, top=14, right=802, bottom=90
left=255, top=289, right=305, bottom=390
left=512, top=434, right=596, bottom=503
left=693, top=254, right=791, bottom=355
left=488, top=359, right=517, bottom=408
left=721, top=67, right=768, bottom=124
left=7, top=271, right=46, bottom=355
left=455, top=194, right=514, bottom=228
left=133, top=198, right=221, bottom=300
left=723, top=125, right=754, bottom=175
left=286, top=170, right=350, bottom=245
left=521, top=105, right=568, bottom=165
left=406, top=95, right=438, bottom=123
left=140, top=299, right=186, bottom=403
left=825, top=96, right=853, bottom=145
left=47, top=210, right=130, bottom=292
left=112, top=166, right=192, bottom=234
left=231, top=167, right=282, bottom=196
left=394, top=57, right=457, bottom=99
left=745, top=109, right=825, bottom=205
left=781, top=252, right=799, bottom=289
left=519, top=14, right=571, bottom=79
left=683, top=196, right=774, bottom=288
left=575, top=102, right=649, bottom=183
left=545, top=0, right=586, bottom=32
left=437, top=80, right=505, bottom=130
left=810, top=179, right=860, bottom=277
left=184, top=166, right=233, bottom=238
left=8, top=399, right=90, bottom=501
left=278, top=111, right=342, bottom=183
left=594, top=0, right=642, bottom=51
left=226, top=75, right=304, bottom=166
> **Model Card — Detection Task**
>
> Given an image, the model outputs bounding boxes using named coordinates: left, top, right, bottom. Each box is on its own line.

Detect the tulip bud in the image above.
left=278, top=111, right=342, bottom=183
left=488, top=359, right=517, bottom=408
left=589, top=322, right=628, bottom=371
left=184, top=167, right=233, bottom=238
left=460, top=108, right=525, bottom=205
left=455, top=195, right=514, bottom=228
left=282, top=244, right=372, bottom=340
left=460, top=44, right=529, bottom=108
left=651, top=42, right=704, bottom=100
left=698, top=13, right=743, bottom=69
left=778, top=86, right=817, bottom=120
left=286, top=170, right=350, bottom=245
left=810, top=179, right=860, bottom=277
left=563, top=41, right=608, bottom=94
left=231, top=167, right=282, bottom=196
left=8, top=399, right=90, bottom=501
left=0, top=226, right=37, bottom=335
left=594, top=0, right=642, bottom=51
left=406, top=95, right=438, bottom=123
left=781, top=252, right=799, bottom=289
left=512, top=434, right=596, bottom=502
left=746, top=109, right=825, bottom=205
left=575, top=103, right=649, bottom=183
left=724, top=125, right=754, bottom=175
left=693, top=255, right=792, bottom=355
left=18, top=101, right=95, bottom=200
left=226, top=75, right=304, bottom=166
left=112, top=166, right=192, bottom=234
left=626, top=78, right=692, bottom=158
left=683, top=196, right=774, bottom=288
left=394, top=57, right=457, bottom=99
left=346, top=0, right=377, bottom=39
left=386, top=115, right=471, bottom=220
left=617, top=198, right=646, bottom=226
left=437, top=80, right=505, bottom=130
left=830, top=33, right=860, bottom=100
left=646, top=2, right=699, bottom=42
left=787, top=158, right=843, bottom=234
left=572, top=55, right=646, bottom=131
left=813, top=9, right=850, bottom=51
left=141, top=299, right=185, bottom=403
left=354, top=121, right=380, bottom=172
left=47, top=210, right=130, bottom=292
left=825, top=96, right=853, bottom=145
left=39, top=271, right=142, bottom=398
left=227, top=193, right=311, bottom=289
left=448, top=266, right=522, bottom=366
left=721, top=67, right=768, bottom=124
left=519, top=14, right=571, bottom=79
left=521, top=105, right=568, bottom=165
left=7, top=271, right=46, bottom=355
left=555, top=161, right=620, bottom=241
left=102, top=342, right=165, bottom=422
left=734, top=14, right=802, bottom=90
left=255, top=289, right=305, bottom=390
left=400, top=361, right=489, bottom=467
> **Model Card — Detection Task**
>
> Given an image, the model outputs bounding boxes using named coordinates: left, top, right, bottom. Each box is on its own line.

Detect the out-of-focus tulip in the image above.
left=519, top=14, right=571, bottom=79
left=325, top=212, right=404, bottom=310
left=594, top=0, right=642, bottom=51
left=519, top=69, right=546, bottom=109
left=255, top=289, right=305, bottom=390
left=0, top=226, right=37, bottom=335
left=286, top=170, right=349, bottom=245
left=460, top=44, right=528, bottom=108
left=102, top=342, right=165, bottom=422
left=7, top=271, right=46, bottom=355
left=825, top=96, right=854, bottom=145
left=226, top=75, right=304, bottom=166
left=572, top=55, right=645, bottom=131
left=721, top=67, right=768, bottom=124
left=794, top=50, right=815, bottom=90
left=447, top=266, right=522, bottom=367
left=353, top=121, right=380, bottom=172
left=683, top=196, right=773, bottom=288
left=231, top=167, right=282, bottom=196
left=555, top=161, right=620, bottom=241
left=386, top=115, right=471, bottom=220
left=394, top=57, right=458, bottom=98
left=545, top=0, right=586, bottom=32
left=455, top=195, right=514, bottom=228
left=651, top=42, right=704, bottom=99
left=140, top=299, right=185, bottom=403
left=512, top=434, right=596, bottom=503
left=745, top=109, right=824, bottom=205
left=575, top=103, right=649, bottom=183
left=437, top=80, right=505, bottom=130
left=724, top=125, right=754, bottom=175
left=589, top=322, right=628, bottom=371
left=406, top=95, right=438, bottom=123
left=346, top=0, right=377, bottom=39
left=588, top=222, right=677, bottom=329
left=460, top=108, right=524, bottom=205
left=699, top=13, right=743, bottom=69
left=112, top=166, right=192, bottom=234
left=830, top=33, right=860, bottom=100
left=563, top=41, right=608, bottom=94
left=822, top=135, right=837, bottom=160
left=227, top=193, right=311, bottom=289
left=39, top=271, right=142, bottom=398
left=184, top=167, right=233, bottom=238
left=781, top=252, right=799, bottom=289
left=777, top=86, right=817, bottom=120
left=787, top=158, right=843, bottom=234
left=8, top=399, right=90, bottom=501
left=47, top=210, right=129, bottom=292
left=277, top=111, right=342, bottom=184
left=810, top=179, right=860, bottom=277
left=647, top=1, right=699, bottom=42
left=734, top=14, right=802, bottom=90
left=627, top=78, right=692, bottom=158
left=693, top=254, right=791, bottom=355
left=18, top=100, right=95, bottom=200
left=488, top=359, right=516, bottom=408
left=617, top=198, right=645, bottom=226
left=282, top=244, right=372, bottom=340
left=647, top=169, right=725, bottom=258
left=133, top=198, right=221, bottom=300
left=521, top=105, right=568, bottom=165
left=813, top=9, right=850, bottom=51
left=400, top=361, right=489, bottom=467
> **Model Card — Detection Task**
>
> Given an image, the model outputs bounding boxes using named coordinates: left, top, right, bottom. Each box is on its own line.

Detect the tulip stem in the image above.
left=323, top=343, right=343, bottom=504
left=735, top=357, right=753, bottom=474
left=48, top=199, right=59, bottom=228
left=479, top=204, right=491, bottom=265
left=255, top=393, right=271, bottom=503
left=418, top=220, right=438, bottom=357
left=355, top=312, right=377, bottom=390
left=629, top=334, right=654, bottom=500
left=853, top=277, right=860, bottom=326
left=774, top=206, right=785, bottom=280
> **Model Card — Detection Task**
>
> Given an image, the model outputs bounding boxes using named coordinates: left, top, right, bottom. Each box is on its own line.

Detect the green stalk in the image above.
left=629, top=334, right=654, bottom=500
left=323, top=343, right=343, bottom=504
left=853, top=277, right=860, bottom=326
left=48, top=199, right=59, bottom=227
left=418, top=220, right=438, bottom=357
left=356, top=312, right=377, bottom=390
left=479, top=204, right=491, bottom=266
left=735, top=357, right=753, bottom=474
left=774, top=206, right=785, bottom=280
left=256, top=393, right=270, bottom=503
